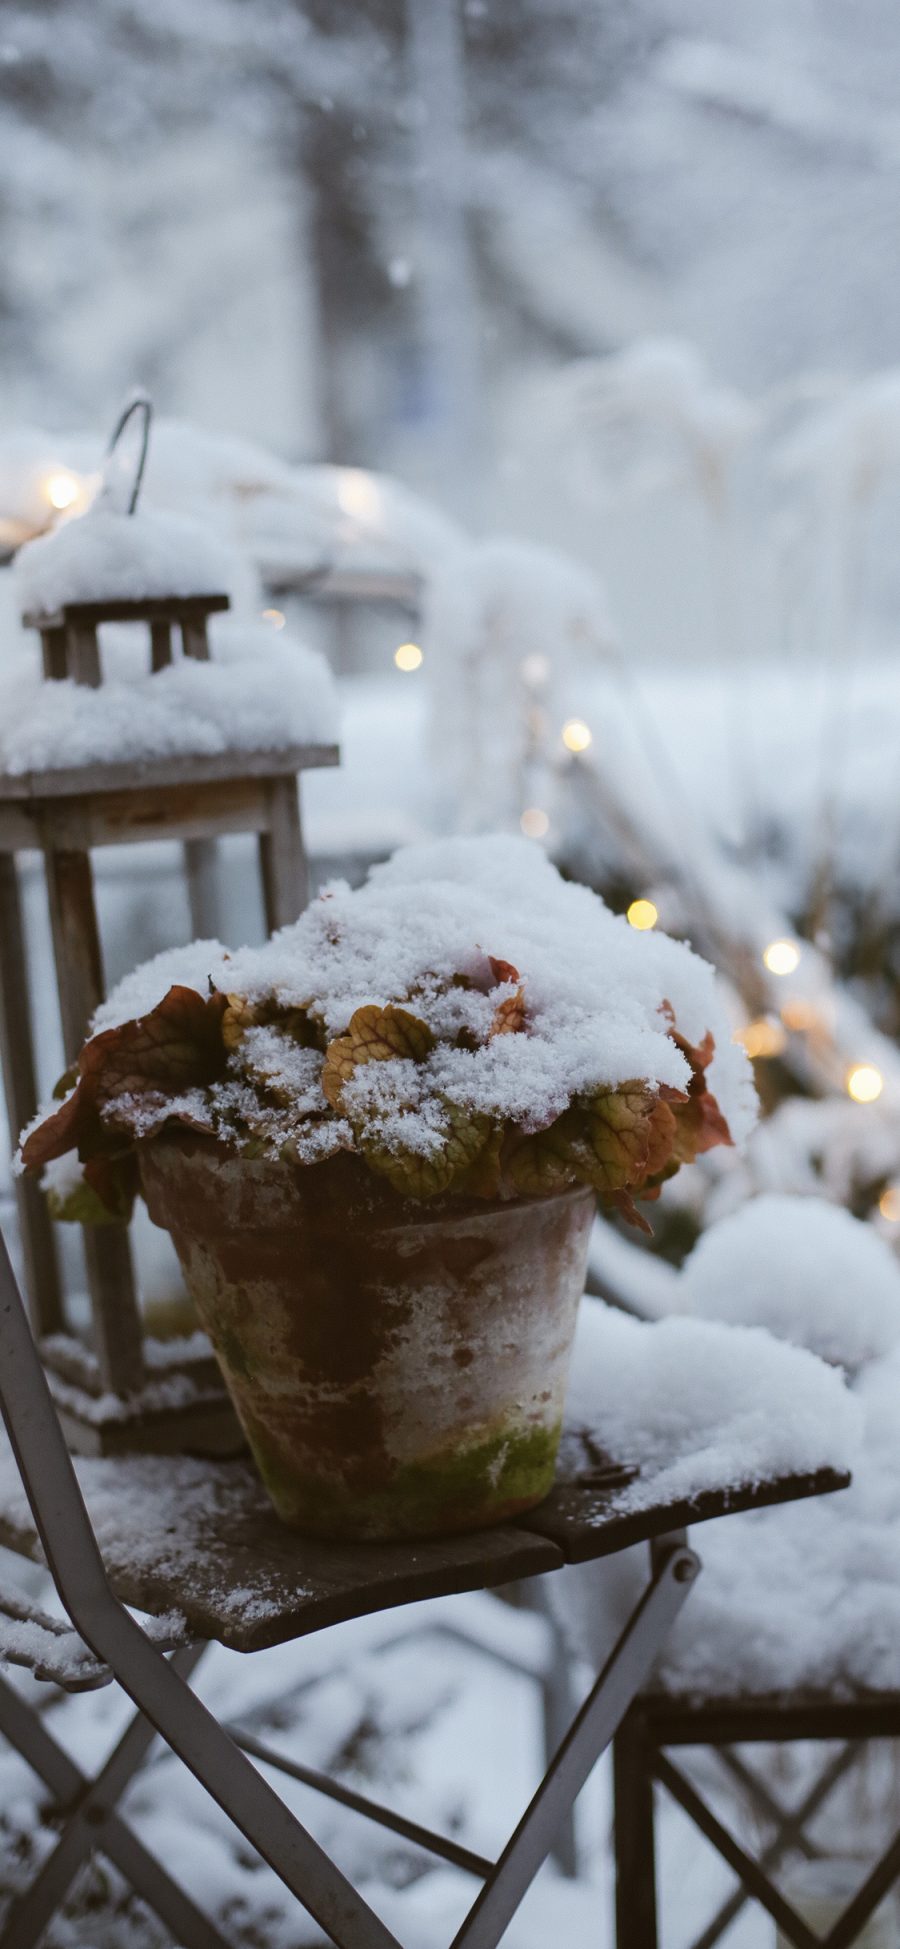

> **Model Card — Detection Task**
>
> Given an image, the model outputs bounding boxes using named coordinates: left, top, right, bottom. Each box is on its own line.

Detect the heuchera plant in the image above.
left=19, top=967, right=732, bottom=1232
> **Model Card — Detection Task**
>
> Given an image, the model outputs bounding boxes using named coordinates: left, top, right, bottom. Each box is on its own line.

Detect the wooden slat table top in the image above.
left=265, top=566, right=423, bottom=612
left=0, top=1450, right=561, bottom=1653
left=637, top=1687, right=900, bottom=1732
left=22, top=594, right=232, bottom=629
left=526, top=1461, right=851, bottom=1564
left=0, top=1434, right=850, bottom=1656
left=0, top=743, right=340, bottom=803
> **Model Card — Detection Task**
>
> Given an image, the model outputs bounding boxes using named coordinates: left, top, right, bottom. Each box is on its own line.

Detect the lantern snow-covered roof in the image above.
left=14, top=504, right=235, bottom=617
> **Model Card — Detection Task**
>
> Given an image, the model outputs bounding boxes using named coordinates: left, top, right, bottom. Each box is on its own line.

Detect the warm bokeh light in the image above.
left=261, top=607, right=285, bottom=629
left=520, top=807, right=550, bottom=838
left=626, top=898, right=658, bottom=931
left=763, top=939, right=801, bottom=977
left=562, top=717, right=592, bottom=753
left=846, top=1063, right=884, bottom=1104
left=336, top=467, right=381, bottom=521
left=45, top=470, right=81, bottom=511
left=781, top=997, right=818, bottom=1033
left=520, top=653, right=550, bottom=688
left=735, top=1016, right=787, bottom=1060
left=879, top=1185, right=900, bottom=1223
left=394, top=641, right=423, bottom=672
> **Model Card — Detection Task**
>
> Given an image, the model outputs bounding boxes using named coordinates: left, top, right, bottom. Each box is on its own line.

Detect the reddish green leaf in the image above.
left=21, top=986, right=228, bottom=1176
left=361, top=1098, right=492, bottom=1202
left=321, top=1005, right=435, bottom=1111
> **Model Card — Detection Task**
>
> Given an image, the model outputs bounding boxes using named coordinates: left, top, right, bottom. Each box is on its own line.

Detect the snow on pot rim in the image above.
left=18, top=834, right=755, bottom=1227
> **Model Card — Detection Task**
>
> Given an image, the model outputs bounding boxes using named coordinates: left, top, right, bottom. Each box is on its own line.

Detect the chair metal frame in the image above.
left=0, top=1228, right=700, bottom=1949
left=613, top=1692, right=900, bottom=1949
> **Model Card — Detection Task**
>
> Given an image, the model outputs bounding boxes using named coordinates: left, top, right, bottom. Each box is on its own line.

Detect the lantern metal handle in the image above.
left=104, top=393, right=152, bottom=515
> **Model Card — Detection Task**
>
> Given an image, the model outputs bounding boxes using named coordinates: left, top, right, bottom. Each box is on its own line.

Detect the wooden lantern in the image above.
left=0, top=401, right=339, bottom=1453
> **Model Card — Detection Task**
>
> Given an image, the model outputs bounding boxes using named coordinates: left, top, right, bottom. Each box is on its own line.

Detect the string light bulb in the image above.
left=562, top=718, right=592, bottom=753
left=763, top=939, right=801, bottom=977
left=626, top=898, right=658, bottom=931
left=45, top=471, right=81, bottom=511
left=879, top=1186, right=900, bottom=1223
left=336, top=468, right=381, bottom=520
left=394, top=641, right=423, bottom=672
left=520, top=807, right=549, bottom=839
left=261, top=608, right=285, bottom=629
left=735, top=1016, right=787, bottom=1060
left=846, top=1063, right=884, bottom=1104
left=781, top=997, right=817, bottom=1033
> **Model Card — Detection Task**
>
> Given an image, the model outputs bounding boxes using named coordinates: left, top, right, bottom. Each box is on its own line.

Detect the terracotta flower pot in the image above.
left=139, top=1137, right=594, bottom=1541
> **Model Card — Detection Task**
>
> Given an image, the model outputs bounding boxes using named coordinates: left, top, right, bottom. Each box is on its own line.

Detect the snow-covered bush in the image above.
left=424, top=538, right=615, bottom=834
left=681, top=1193, right=900, bottom=1371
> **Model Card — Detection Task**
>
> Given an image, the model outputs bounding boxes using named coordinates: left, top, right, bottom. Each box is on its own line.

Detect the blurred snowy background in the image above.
left=6, top=2, right=900, bottom=1944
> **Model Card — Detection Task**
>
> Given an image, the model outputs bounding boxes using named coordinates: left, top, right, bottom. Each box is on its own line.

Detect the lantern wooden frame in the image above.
left=0, top=589, right=339, bottom=1453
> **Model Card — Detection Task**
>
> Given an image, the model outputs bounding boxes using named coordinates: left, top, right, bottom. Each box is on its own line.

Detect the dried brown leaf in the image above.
left=21, top=986, right=228, bottom=1176
left=490, top=986, right=527, bottom=1037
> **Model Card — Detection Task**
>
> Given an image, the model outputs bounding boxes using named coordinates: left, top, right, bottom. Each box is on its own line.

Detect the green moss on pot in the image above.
left=247, top=1414, right=564, bottom=1540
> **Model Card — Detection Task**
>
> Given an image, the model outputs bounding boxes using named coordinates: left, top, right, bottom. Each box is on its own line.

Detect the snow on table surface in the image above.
left=559, top=1200, right=900, bottom=1699
left=0, top=616, right=339, bottom=774
left=660, top=1363, right=900, bottom=1698
left=0, top=1301, right=855, bottom=1652
left=0, top=1607, right=107, bottom=1687
left=563, top=1299, right=858, bottom=1512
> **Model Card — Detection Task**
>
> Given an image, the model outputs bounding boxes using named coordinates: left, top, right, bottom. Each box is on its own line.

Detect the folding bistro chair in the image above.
left=0, top=1227, right=850, bottom=1949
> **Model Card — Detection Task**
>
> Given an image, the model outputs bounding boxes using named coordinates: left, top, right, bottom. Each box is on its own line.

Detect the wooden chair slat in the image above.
left=0, top=1431, right=850, bottom=1656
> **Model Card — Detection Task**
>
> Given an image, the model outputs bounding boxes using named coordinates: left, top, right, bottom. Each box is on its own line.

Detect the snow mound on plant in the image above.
left=682, top=1193, right=900, bottom=1371
left=14, top=504, right=235, bottom=610
left=91, top=834, right=757, bottom=1144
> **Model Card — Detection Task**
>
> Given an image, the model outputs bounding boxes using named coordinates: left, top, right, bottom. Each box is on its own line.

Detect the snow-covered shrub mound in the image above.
left=681, top=1193, right=900, bottom=1371
left=0, top=618, right=338, bottom=774
left=424, top=537, right=615, bottom=831
left=18, top=835, right=754, bottom=1220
